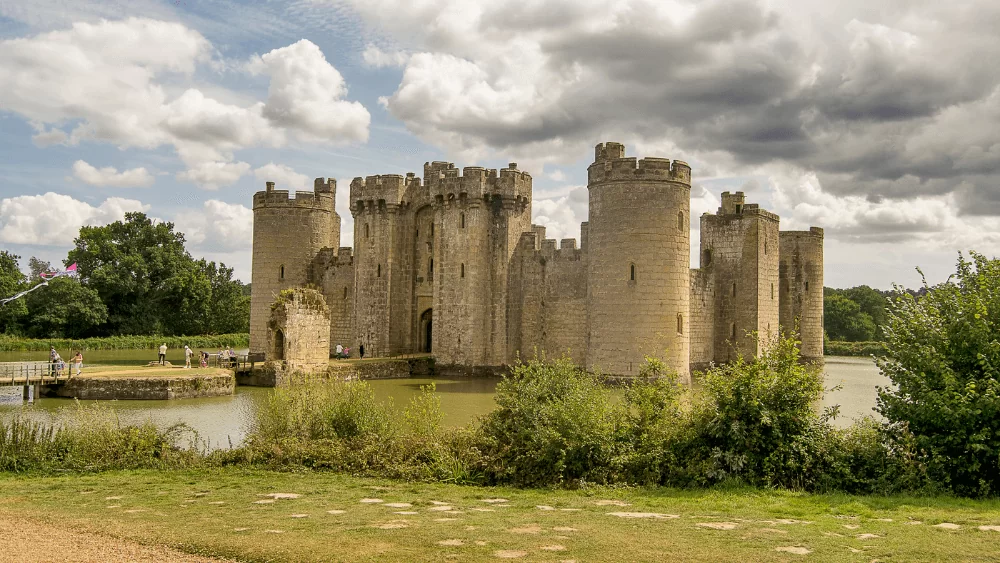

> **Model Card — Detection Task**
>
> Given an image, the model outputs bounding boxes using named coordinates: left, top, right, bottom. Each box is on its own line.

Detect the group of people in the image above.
left=157, top=344, right=239, bottom=369
left=334, top=343, right=365, bottom=360
left=48, top=346, right=83, bottom=377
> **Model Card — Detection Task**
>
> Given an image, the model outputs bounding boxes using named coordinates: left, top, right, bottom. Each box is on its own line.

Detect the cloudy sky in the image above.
left=1, top=0, right=998, bottom=289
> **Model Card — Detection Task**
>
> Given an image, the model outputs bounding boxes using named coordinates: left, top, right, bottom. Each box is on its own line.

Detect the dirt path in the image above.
left=0, top=514, right=234, bottom=563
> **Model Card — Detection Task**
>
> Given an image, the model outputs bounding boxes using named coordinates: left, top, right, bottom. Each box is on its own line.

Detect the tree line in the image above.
left=0, top=212, right=250, bottom=339
left=823, top=284, right=927, bottom=342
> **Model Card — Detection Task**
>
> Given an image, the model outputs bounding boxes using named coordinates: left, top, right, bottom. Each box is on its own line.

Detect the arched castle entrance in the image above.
left=420, top=308, right=433, bottom=353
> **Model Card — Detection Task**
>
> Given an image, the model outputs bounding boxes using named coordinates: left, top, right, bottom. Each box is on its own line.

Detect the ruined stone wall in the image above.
left=267, top=287, right=331, bottom=373
left=317, top=247, right=355, bottom=355
left=779, top=228, right=825, bottom=360
left=689, top=266, right=715, bottom=371
left=250, top=179, right=336, bottom=354
left=586, top=142, right=691, bottom=380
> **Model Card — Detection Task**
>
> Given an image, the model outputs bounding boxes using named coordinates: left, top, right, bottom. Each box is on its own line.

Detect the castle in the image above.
left=250, top=142, right=824, bottom=380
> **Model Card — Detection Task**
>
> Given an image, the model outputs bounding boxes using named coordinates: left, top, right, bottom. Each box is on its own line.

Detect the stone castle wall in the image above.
left=249, top=142, right=823, bottom=377
left=267, top=287, right=331, bottom=373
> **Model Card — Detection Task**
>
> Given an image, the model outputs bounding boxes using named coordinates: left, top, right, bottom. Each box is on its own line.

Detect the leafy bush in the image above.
left=0, top=333, right=249, bottom=352
left=824, top=341, right=887, bottom=357
left=688, top=333, right=826, bottom=487
left=877, top=252, right=1000, bottom=497
left=0, top=404, right=197, bottom=472
left=474, top=358, right=621, bottom=486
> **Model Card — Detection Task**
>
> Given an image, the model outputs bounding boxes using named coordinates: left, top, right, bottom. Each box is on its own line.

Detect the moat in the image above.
left=0, top=356, right=883, bottom=450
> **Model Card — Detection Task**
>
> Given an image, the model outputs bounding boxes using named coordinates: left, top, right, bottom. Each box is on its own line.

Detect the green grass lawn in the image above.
left=1, top=469, right=999, bottom=562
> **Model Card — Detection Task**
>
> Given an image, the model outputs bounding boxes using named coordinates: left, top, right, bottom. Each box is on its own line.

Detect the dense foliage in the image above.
left=824, top=285, right=892, bottom=342
left=0, top=333, right=249, bottom=352
left=877, top=252, right=1000, bottom=497
left=0, top=213, right=249, bottom=339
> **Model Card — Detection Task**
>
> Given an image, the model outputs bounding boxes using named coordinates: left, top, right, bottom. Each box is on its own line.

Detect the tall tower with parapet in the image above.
left=585, top=142, right=691, bottom=380
left=779, top=228, right=824, bottom=361
left=250, top=178, right=339, bottom=355
left=699, top=191, right=780, bottom=362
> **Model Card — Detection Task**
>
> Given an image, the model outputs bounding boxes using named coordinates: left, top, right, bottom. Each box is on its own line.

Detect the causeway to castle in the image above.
left=250, top=142, right=823, bottom=381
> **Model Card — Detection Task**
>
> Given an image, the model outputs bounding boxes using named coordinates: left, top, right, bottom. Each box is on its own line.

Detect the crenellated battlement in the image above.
left=518, top=230, right=584, bottom=262
left=253, top=181, right=335, bottom=211
left=714, top=191, right=779, bottom=223
left=350, top=174, right=407, bottom=213
left=781, top=227, right=825, bottom=239
left=422, top=161, right=532, bottom=202
left=588, top=143, right=691, bottom=186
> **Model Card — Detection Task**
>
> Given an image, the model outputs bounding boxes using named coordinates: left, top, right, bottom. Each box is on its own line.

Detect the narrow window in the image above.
left=279, top=265, right=284, bottom=280
left=430, top=223, right=434, bottom=235
left=771, top=282, right=775, bottom=300
left=703, top=249, right=712, bottom=267
left=677, top=313, right=683, bottom=334
left=377, top=264, right=381, bottom=278
left=429, top=259, right=434, bottom=275
left=460, top=263, right=465, bottom=278
left=629, top=263, right=636, bottom=281
left=732, top=282, right=737, bottom=297
left=460, top=213, right=465, bottom=228
left=731, top=323, right=737, bottom=339
left=805, top=280, right=810, bottom=291
left=764, top=241, right=768, bottom=255
left=343, top=287, right=348, bottom=300
left=677, top=211, right=684, bottom=231
left=365, top=224, right=369, bottom=238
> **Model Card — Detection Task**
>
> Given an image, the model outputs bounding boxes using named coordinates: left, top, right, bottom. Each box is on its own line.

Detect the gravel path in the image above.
left=0, top=514, right=233, bottom=563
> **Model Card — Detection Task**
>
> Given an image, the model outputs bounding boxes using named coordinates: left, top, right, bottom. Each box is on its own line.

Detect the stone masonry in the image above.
left=266, top=287, right=331, bottom=374
left=250, top=142, right=824, bottom=378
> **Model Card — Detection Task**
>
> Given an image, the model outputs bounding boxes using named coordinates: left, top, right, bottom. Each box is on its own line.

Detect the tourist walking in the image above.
left=53, top=351, right=65, bottom=377
left=72, top=351, right=83, bottom=377
left=359, top=344, right=365, bottom=359
left=335, top=343, right=343, bottom=358
left=199, top=351, right=208, bottom=368
left=158, top=343, right=167, bottom=365
left=184, top=345, right=193, bottom=368
left=49, top=346, right=57, bottom=376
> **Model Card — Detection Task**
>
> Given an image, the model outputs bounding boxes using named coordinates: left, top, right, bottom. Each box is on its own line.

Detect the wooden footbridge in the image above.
left=0, top=361, right=71, bottom=401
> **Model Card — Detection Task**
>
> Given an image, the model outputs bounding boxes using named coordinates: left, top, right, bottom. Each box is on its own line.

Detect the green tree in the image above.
left=27, top=257, right=52, bottom=279
left=0, top=251, right=27, bottom=333
left=824, top=293, right=876, bottom=341
left=844, top=285, right=890, bottom=339
left=199, top=260, right=250, bottom=334
left=876, top=252, right=1000, bottom=497
left=22, top=277, right=108, bottom=338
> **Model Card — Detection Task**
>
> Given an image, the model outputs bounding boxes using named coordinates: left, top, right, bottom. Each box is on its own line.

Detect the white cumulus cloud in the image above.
left=0, top=192, right=149, bottom=245
left=174, top=199, right=254, bottom=252
left=71, top=160, right=154, bottom=188
left=176, top=161, right=251, bottom=191
left=255, top=39, right=371, bottom=143
left=362, top=44, right=409, bottom=68
left=253, top=163, right=311, bottom=190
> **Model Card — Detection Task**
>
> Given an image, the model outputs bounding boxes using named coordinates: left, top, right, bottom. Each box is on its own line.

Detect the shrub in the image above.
left=876, top=252, right=1000, bottom=497
left=474, top=358, right=621, bottom=486
left=688, top=333, right=826, bottom=487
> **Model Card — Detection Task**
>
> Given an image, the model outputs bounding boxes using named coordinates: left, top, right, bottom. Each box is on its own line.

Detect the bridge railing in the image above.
left=0, top=361, right=70, bottom=385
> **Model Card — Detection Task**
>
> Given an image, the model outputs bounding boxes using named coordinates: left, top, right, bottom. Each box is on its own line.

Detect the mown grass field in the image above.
left=1, top=469, right=999, bottom=562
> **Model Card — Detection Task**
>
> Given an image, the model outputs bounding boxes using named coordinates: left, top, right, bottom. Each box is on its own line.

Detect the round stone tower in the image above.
left=586, top=142, right=691, bottom=380
left=779, top=227, right=824, bottom=361
left=250, top=179, right=338, bottom=356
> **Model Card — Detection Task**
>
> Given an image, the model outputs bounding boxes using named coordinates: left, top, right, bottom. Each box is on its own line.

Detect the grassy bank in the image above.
left=0, top=333, right=249, bottom=352
left=1, top=468, right=999, bottom=562
left=825, top=340, right=887, bottom=357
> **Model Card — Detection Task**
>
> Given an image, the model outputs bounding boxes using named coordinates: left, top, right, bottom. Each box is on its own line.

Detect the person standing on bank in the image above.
left=359, top=344, right=365, bottom=360
left=158, top=343, right=167, bottom=365
left=49, top=346, right=57, bottom=376
left=184, top=345, right=193, bottom=368
left=72, top=351, right=83, bottom=377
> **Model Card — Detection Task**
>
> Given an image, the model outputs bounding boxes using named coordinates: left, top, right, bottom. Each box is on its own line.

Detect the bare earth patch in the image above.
left=430, top=501, right=450, bottom=505
left=0, top=513, right=233, bottom=563
left=264, top=493, right=301, bottom=500
left=359, top=498, right=384, bottom=504
left=697, top=522, right=738, bottom=530
left=509, top=525, right=543, bottom=534
left=252, top=500, right=275, bottom=505
left=934, top=523, right=961, bottom=530
left=263, top=530, right=284, bottom=534
left=289, top=514, right=309, bottom=518
left=395, top=511, right=419, bottom=515
left=434, top=518, right=459, bottom=522
left=978, top=525, right=1000, bottom=532
left=326, top=509, right=346, bottom=515
left=593, top=500, right=630, bottom=507
left=607, top=512, right=680, bottom=519
left=437, top=539, right=465, bottom=546
left=552, top=527, right=577, bottom=532
left=470, top=508, right=495, bottom=512
left=842, top=524, right=859, bottom=530
left=428, top=506, right=455, bottom=512
left=375, top=521, right=410, bottom=530
left=494, top=550, right=528, bottom=558
left=537, top=505, right=556, bottom=511
left=105, top=496, right=122, bottom=501
left=540, top=545, right=567, bottom=551
left=856, top=533, right=881, bottom=540
left=208, top=502, right=225, bottom=505
left=482, top=499, right=509, bottom=504
left=775, top=546, right=811, bottom=555
left=384, top=503, right=412, bottom=508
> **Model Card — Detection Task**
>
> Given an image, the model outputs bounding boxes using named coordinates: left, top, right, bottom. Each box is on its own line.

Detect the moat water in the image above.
left=0, top=356, right=885, bottom=450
